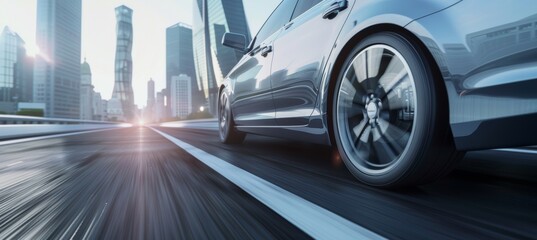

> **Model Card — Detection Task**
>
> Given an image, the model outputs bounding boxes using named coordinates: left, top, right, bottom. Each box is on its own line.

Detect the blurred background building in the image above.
left=0, top=0, right=263, bottom=122
left=166, top=23, right=202, bottom=119
left=80, top=59, right=93, bottom=120
left=109, top=5, right=135, bottom=122
left=170, top=74, right=192, bottom=119
left=144, top=78, right=155, bottom=122
left=33, top=0, right=82, bottom=118
left=0, top=27, right=34, bottom=114
left=192, top=0, right=250, bottom=115
left=155, top=89, right=166, bottom=122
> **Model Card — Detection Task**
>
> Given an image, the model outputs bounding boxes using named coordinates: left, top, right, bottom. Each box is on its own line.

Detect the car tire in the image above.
left=219, top=89, right=246, bottom=144
left=332, top=32, right=463, bottom=188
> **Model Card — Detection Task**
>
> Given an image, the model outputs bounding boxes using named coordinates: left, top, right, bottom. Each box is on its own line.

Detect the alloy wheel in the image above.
left=335, top=44, right=417, bottom=175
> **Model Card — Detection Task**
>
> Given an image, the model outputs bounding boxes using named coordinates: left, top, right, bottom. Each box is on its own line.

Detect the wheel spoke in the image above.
left=378, top=56, right=409, bottom=99
left=372, top=127, right=398, bottom=165
left=354, top=125, right=372, bottom=161
left=366, top=48, right=384, bottom=79
left=339, top=76, right=357, bottom=97
left=352, top=53, right=367, bottom=82
left=352, top=120, right=368, bottom=146
left=341, top=100, right=363, bottom=119
left=341, top=74, right=368, bottom=100
left=377, top=118, right=410, bottom=154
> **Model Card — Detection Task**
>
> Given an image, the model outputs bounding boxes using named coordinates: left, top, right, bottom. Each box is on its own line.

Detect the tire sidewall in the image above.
left=218, top=92, right=230, bottom=142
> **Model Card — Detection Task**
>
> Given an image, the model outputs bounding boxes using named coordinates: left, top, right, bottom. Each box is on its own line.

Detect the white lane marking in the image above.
left=150, top=127, right=384, bottom=240
left=6, top=161, right=23, bottom=167
left=159, top=121, right=218, bottom=130
left=0, top=128, right=124, bottom=146
left=494, top=148, right=537, bottom=155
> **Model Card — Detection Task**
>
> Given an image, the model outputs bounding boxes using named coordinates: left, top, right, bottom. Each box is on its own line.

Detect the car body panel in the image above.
left=224, top=0, right=537, bottom=151
left=271, top=0, right=355, bottom=126
left=315, top=0, right=462, bottom=144
left=406, top=0, right=537, bottom=149
left=227, top=32, right=279, bottom=126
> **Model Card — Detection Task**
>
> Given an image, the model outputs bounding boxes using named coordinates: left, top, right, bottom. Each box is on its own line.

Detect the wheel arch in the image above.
left=325, top=23, right=449, bottom=146
left=218, top=84, right=226, bottom=98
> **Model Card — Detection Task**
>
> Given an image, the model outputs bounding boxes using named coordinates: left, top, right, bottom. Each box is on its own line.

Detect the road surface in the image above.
left=0, top=120, right=536, bottom=239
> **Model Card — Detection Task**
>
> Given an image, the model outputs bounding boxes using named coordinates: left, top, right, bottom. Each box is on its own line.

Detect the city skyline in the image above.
left=0, top=0, right=281, bottom=108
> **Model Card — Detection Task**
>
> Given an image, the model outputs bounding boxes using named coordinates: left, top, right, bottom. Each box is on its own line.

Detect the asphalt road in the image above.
left=0, top=120, right=536, bottom=239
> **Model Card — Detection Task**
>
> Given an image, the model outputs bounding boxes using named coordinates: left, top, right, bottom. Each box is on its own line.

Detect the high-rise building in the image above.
left=0, top=26, right=33, bottom=113
left=101, top=99, right=108, bottom=121
left=155, top=89, right=166, bottom=122
left=170, top=74, right=192, bottom=119
left=80, top=59, right=93, bottom=120
left=92, top=91, right=104, bottom=121
left=147, top=78, right=155, bottom=108
left=110, top=5, right=134, bottom=121
left=34, top=0, right=82, bottom=118
left=145, top=78, right=155, bottom=122
left=192, top=0, right=250, bottom=115
left=166, top=23, right=202, bottom=117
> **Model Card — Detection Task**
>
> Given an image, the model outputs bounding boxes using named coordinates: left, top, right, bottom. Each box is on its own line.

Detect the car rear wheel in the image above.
left=219, top=90, right=246, bottom=144
left=332, top=32, right=463, bottom=188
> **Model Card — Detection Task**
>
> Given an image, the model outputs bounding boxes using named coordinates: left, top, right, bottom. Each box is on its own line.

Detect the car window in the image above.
left=291, top=0, right=323, bottom=20
left=254, top=0, right=298, bottom=47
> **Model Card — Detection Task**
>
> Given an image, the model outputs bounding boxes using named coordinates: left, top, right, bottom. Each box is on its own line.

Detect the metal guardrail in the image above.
left=0, top=114, right=130, bottom=140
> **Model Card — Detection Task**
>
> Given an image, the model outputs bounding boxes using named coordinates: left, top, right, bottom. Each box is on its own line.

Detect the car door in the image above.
left=270, top=0, right=354, bottom=125
left=230, top=0, right=298, bottom=126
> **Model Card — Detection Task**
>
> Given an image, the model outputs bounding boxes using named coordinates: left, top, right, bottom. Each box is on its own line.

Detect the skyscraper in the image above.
left=0, top=26, right=33, bottom=113
left=192, top=0, right=250, bottom=115
left=170, top=74, right=192, bottom=119
left=192, top=0, right=213, bottom=113
left=92, top=91, right=104, bottom=121
left=147, top=78, right=155, bottom=108
left=34, top=0, right=82, bottom=118
left=145, top=78, right=155, bottom=122
left=110, top=5, right=134, bottom=121
left=80, top=59, right=93, bottom=120
left=207, top=0, right=251, bottom=79
left=155, top=89, right=166, bottom=122
left=166, top=23, right=201, bottom=117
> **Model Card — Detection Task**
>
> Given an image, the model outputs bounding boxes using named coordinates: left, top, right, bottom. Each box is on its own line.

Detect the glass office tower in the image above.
left=166, top=23, right=202, bottom=117
left=34, top=0, right=82, bottom=118
left=0, top=27, right=33, bottom=103
left=80, top=59, right=93, bottom=120
left=147, top=78, right=155, bottom=109
left=110, top=5, right=135, bottom=121
left=192, top=0, right=250, bottom=115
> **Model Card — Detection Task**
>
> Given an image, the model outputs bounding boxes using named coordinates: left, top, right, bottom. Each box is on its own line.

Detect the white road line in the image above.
left=494, top=148, right=537, bottom=155
left=150, top=127, right=384, bottom=240
left=0, top=128, right=124, bottom=146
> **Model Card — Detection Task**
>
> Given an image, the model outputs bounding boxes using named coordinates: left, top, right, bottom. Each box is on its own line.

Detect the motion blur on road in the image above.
left=0, top=120, right=536, bottom=239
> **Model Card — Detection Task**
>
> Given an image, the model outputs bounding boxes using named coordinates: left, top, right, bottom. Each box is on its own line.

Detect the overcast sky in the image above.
left=0, top=0, right=280, bottom=107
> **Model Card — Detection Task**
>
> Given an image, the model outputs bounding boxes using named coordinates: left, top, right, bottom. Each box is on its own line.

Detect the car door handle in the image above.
left=323, top=0, right=348, bottom=19
left=284, top=22, right=294, bottom=30
left=260, top=45, right=272, bottom=57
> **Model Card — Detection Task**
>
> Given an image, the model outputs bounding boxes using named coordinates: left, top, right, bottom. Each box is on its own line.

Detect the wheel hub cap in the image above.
left=366, top=95, right=382, bottom=125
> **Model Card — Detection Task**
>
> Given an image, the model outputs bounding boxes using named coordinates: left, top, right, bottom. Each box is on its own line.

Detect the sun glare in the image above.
left=25, top=44, right=40, bottom=57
